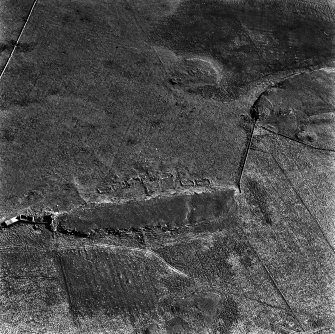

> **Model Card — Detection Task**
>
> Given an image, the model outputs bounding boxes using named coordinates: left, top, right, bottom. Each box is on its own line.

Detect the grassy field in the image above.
left=0, top=0, right=334, bottom=333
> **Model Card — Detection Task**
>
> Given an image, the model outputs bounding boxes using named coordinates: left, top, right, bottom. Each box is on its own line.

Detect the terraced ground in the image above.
left=0, top=0, right=334, bottom=333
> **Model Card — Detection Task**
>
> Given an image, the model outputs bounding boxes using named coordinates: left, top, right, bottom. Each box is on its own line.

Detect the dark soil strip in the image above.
left=55, top=252, right=81, bottom=329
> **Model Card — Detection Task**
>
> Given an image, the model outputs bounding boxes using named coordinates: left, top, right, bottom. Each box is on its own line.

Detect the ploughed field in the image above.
left=0, top=0, right=334, bottom=333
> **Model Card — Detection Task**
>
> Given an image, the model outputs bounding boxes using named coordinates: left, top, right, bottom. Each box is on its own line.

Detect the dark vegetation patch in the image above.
left=126, top=137, right=138, bottom=145
left=55, top=247, right=191, bottom=321
left=0, top=63, right=40, bottom=108
left=102, top=59, right=138, bottom=78
left=0, top=40, right=35, bottom=53
left=267, top=72, right=335, bottom=118
left=215, top=297, right=239, bottom=333
left=15, top=41, right=35, bottom=53
left=62, top=6, right=94, bottom=25
left=143, top=324, right=160, bottom=334
left=166, top=317, right=190, bottom=333
left=233, top=241, right=254, bottom=267
left=255, top=71, right=335, bottom=150
left=57, top=189, right=237, bottom=235
left=102, top=54, right=155, bottom=82
left=149, top=118, right=163, bottom=127
left=162, top=292, right=221, bottom=332
left=245, top=178, right=274, bottom=226
left=187, top=85, right=231, bottom=100
left=12, top=94, right=40, bottom=107
left=0, top=43, right=8, bottom=53
left=1, top=128, right=16, bottom=142
left=152, top=0, right=334, bottom=94
left=307, top=116, right=335, bottom=125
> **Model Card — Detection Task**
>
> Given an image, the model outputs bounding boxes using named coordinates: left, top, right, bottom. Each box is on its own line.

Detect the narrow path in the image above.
left=236, top=65, right=333, bottom=192
left=0, top=0, right=39, bottom=82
